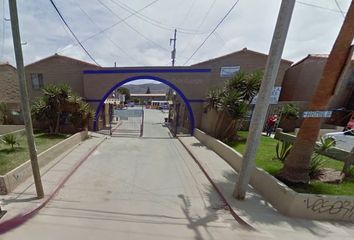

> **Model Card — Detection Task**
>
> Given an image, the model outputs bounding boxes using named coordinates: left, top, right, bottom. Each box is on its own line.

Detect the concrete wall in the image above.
left=0, top=64, right=20, bottom=106
left=193, top=48, right=292, bottom=90
left=194, top=128, right=354, bottom=222
left=25, top=55, right=100, bottom=102
left=83, top=67, right=211, bottom=129
left=0, top=130, right=88, bottom=194
left=279, top=56, right=354, bottom=111
left=0, top=125, right=24, bottom=135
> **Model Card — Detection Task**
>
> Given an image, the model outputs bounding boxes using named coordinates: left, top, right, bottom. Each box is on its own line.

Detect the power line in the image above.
left=77, top=4, right=138, bottom=64
left=183, top=0, right=240, bottom=65
left=57, top=0, right=160, bottom=54
left=296, top=1, right=346, bottom=14
left=334, top=0, right=346, bottom=18
left=110, top=0, right=207, bottom=35
left=179, top=0, right=216, bottom=60
left=96, top=0, right=169, bottom=52
left=49, top=0, right=101, bottom=66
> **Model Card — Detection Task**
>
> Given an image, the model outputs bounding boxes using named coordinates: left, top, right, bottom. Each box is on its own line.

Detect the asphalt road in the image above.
left=2, top=109, right=257, bottom=240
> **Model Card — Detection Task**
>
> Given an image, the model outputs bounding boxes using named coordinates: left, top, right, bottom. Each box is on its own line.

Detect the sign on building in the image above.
left=303, top=111, right=332, bottom=118
left=220, top=66, right=240, bottom=77
left=251, top=87, right=282, bottom=105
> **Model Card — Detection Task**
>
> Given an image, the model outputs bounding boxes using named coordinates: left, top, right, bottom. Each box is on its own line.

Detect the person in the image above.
left=266, top=114, right=278, bottom=136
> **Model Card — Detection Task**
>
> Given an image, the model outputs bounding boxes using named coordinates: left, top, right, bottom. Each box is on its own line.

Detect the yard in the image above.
left=228, top=131, right=354, bottom=196
left=0, top=131, right=70, bottom=175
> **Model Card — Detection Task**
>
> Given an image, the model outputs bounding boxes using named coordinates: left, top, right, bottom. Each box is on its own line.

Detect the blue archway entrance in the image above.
left=93, top=75, right=195, bottom=134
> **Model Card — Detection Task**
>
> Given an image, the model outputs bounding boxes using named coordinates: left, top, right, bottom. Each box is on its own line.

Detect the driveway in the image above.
left=2, top=109, right=258, bottom=239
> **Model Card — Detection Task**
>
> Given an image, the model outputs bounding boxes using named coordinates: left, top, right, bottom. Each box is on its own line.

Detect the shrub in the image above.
left=274, top=141, right=292, bottom=162
left=280, top=104, right=299, bottom=119
left=309, top=137, right=336, bottom=178
left=1, top=134, right=19, bottom=150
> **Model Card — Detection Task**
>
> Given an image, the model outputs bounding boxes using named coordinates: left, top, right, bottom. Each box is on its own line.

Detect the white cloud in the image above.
left=0, top=0, right=351, bottom=67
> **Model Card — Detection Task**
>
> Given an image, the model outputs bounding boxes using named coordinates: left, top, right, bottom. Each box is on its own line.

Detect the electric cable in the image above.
left=49, top=0, right=101, bottom=66
left=96, top=0, right=169, bottom=52
left=183, top=0, right=240, bottom=65
left=57, top=0, right=160, bottom=54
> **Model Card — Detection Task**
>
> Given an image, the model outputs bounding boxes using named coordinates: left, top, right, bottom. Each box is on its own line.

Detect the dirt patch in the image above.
left=312, top=168, right=345, bottom=184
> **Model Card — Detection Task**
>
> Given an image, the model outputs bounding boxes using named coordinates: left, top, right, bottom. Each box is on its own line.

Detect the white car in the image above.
left=323, top=130, right=354, bottom=152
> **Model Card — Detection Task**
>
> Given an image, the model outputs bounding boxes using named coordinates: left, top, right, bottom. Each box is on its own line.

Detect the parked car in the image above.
left=323, top=130, right=354, bottom=152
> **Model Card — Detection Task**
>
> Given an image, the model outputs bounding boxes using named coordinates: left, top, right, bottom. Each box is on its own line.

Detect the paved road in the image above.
left=2, top=109, right=258, bottom=239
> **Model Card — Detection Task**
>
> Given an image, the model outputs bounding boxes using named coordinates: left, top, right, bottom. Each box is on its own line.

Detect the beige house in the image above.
left=280, top=53, right=354, bottom=126
left=10, top=48, right=293, bottom=132
left=0, top=62, right=20, bottom=107
left=0, top=63, right=22, bottom=124
left=192, top=48, right=293, bottom=134
left=192, top=48, right=293, bottom=88
left=25, top=54, right=100, bottom=101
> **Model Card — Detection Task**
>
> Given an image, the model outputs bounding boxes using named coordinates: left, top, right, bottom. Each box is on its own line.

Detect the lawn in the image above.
left=228, top=131, right=354, bottom=196
left=0, top=131, right=70, bottom=175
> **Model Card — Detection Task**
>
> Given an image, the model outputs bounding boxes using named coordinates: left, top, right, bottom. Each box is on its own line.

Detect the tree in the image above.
left=32, top=84, right=93, bottom=134
left=146, top=87, right=151, bottom=94
left=0, top=102, right=10, bottom=124
left=278, top=2, right=354, bottom=184
left=117, top=87, right=130, bottom=101
left=205, top=71, right=263, bottom=141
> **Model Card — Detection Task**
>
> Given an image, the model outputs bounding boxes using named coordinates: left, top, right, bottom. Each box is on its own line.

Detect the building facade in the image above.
left=279, top=53, right=354, bottom=126
left=24, top=54, right=100, bottom=101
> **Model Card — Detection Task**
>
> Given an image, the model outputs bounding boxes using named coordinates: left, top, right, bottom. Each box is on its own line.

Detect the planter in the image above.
left=193, top=128, right=354, bottom=222
left=0, top=130, right=88, bottom=194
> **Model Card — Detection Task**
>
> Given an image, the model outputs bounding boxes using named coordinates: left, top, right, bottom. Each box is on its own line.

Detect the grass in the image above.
left=0, top=131, right=70, bottom=175
left=228, top=131, right=354, bottom=196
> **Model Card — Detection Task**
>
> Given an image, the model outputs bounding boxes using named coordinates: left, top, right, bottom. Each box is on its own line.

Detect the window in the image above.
left=30, top=73, right=43, bottom=90
left=220, top=66, right=240, bottom=77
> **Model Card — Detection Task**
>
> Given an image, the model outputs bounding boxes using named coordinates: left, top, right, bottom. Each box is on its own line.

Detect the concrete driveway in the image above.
left=2, top=109, right=258, bottom=239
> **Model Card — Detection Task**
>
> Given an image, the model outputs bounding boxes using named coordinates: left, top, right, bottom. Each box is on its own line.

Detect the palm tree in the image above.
left=32, top=84, right=94, bottom=134
left=278, top=2, right=354, bottom=184
left=205, top=71, right=262, bottom=141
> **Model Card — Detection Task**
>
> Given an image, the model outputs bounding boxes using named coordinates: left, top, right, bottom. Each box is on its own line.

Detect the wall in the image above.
left=83, top=67, right=211, bottom=129
left=193, top=48, right=292, bottom=90
left=280, top=56, right=354, bottom=111
left=25, top=55, right=100, bottom=102
left=0, top=64, right=21, bottom=123
left=0, top=131, right=88, bottom=194
left=280, top=56, right=327, bottom=102
left=0, top=125, right=24, bottom=135
left=193, top=129, right=354, bottom=222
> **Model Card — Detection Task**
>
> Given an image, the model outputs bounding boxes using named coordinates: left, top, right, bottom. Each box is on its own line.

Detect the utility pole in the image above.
left=9, top=0, right=44, bottom=198
left=234, top=0, right=295, bottom=200
left=170, top=29, right=177, bottom=66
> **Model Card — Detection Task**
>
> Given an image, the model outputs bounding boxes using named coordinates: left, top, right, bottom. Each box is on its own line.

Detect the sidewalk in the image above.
left=178, top=136, right=354, bottom=240
left=0, top=132, right=106, bottom=222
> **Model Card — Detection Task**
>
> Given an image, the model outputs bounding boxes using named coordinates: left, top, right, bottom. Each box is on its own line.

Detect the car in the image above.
left=323, top=130, right=354, bottom=152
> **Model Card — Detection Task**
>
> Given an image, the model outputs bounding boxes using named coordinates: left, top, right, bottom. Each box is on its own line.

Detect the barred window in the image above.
left=30, top=73, right=43, bottom=90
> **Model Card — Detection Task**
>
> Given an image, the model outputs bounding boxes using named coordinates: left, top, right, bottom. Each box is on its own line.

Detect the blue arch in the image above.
left=93, top=75, right=195, bottom=134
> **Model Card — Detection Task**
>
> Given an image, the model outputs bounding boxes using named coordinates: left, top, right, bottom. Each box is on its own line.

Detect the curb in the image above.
left=0, top=136, right=107, bottom=234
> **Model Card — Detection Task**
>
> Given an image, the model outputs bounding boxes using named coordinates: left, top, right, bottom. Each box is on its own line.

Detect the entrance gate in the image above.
left=112, top=107, right=144, bottom=137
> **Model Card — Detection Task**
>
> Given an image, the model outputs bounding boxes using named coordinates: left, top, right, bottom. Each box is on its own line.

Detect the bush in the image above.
left=280, top=104, right=299, bottom=119
left=1, top=134, right=19, bottom=150
left=309, top=137, right=336, bottom=178
left=274, top=141, right=292, bottom=162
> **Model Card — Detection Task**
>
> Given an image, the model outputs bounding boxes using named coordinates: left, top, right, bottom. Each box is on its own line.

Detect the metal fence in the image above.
left=112, top=108, right=144, bottom=137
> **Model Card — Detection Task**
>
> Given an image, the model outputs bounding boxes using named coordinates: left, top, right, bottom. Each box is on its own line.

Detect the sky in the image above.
left=0, top=0, right=351, bottom=68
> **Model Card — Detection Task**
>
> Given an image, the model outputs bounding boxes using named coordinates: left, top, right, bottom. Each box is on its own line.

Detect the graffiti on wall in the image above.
left=305, top=198, right=354, bottom=219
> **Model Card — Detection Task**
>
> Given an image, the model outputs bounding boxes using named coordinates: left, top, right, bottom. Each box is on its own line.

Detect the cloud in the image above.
left=0, top=0, right=351, bottom=67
